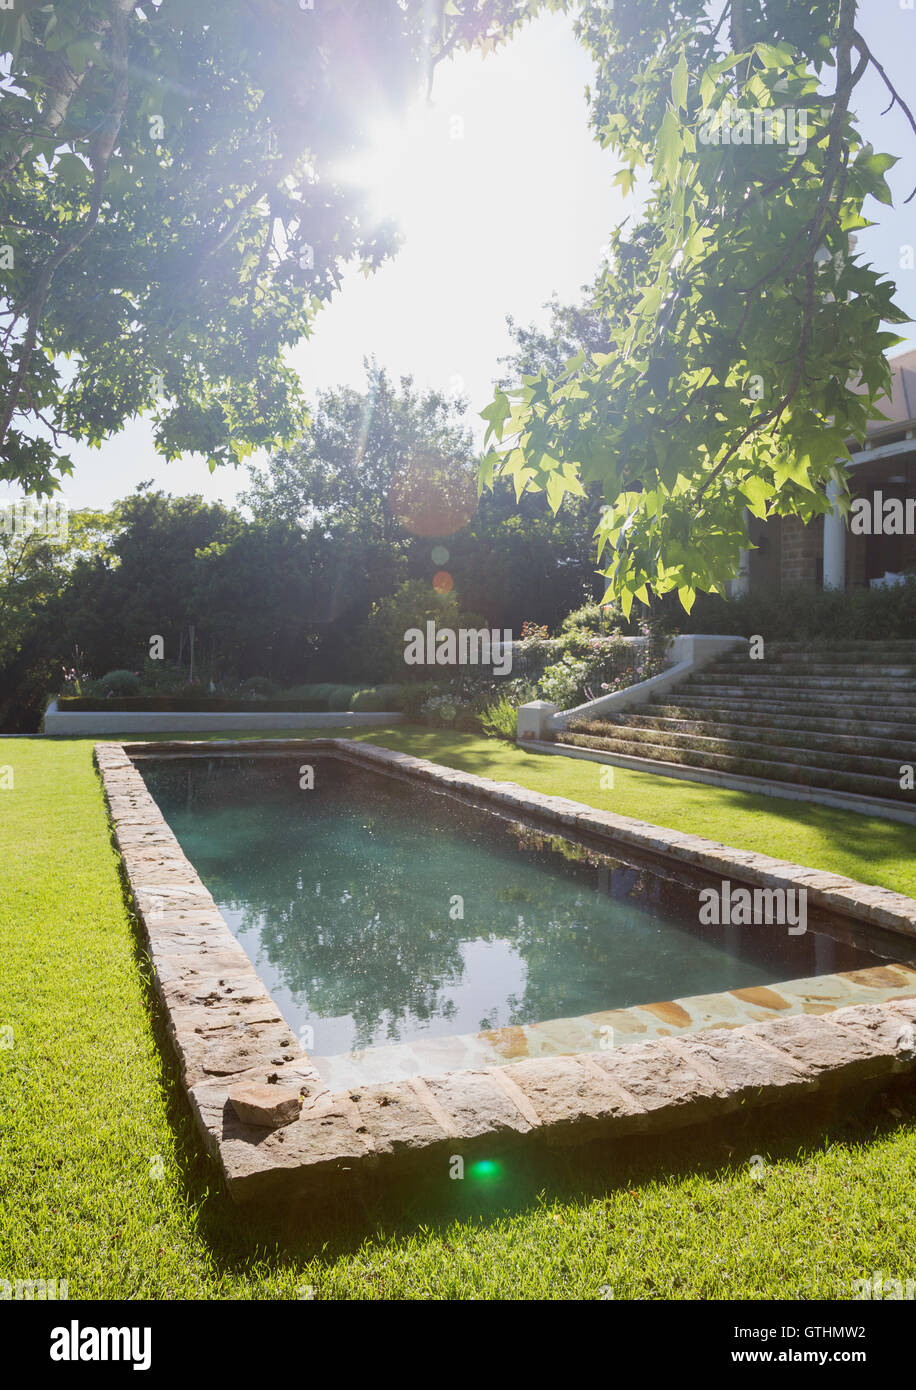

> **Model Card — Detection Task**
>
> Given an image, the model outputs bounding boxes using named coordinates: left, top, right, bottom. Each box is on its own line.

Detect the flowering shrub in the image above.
left=421, top=692, right=461, bottom=723
left=417, top=687, right=482, bottom=730
left=559, top=601, right=623, bottom=637
left=60, top=645, right=90, bottom=696
left=538, top=653, right=594, bottom=708
left=537, top=617, right=670, bottom=709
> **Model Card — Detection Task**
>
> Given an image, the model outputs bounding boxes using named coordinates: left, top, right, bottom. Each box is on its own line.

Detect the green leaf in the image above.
left=545, top=470, right=566, bottom=512
left=64, top=38, right=100, bottom=75
left=479, top=391, right=512, bottom=444
left=671, top=52, right=688, bottom=111
left=738, top=475, right=774, bottom=519
left=654, top=108, right=682, bottom=188
left=53, top=153, right=92, bottom=188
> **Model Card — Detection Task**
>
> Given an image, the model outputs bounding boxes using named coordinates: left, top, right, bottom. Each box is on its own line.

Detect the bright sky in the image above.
left=35, top=4, right=916, bottom=512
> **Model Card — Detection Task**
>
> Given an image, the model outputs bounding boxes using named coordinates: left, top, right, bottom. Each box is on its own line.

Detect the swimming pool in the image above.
left=137, top=752, right=907, bottom=1071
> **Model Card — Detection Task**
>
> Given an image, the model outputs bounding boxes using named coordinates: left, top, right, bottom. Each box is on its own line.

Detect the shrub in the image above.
left=662, top=579, right=916, bottom=643
left=95, top=669, right=142, bottom=696
left=326, top=684, right=360, bottom=710
left=349, top=685, right=405, bottom=712
left=538, top=652, right=594, bottom=708
left=400, top=680, right=439, bottom=719
left=239, top=676, right=279, bottom=697
left=280, top=683, right=334, bottom=706
left=58, top=696, right=336, bottom=712
left=536, top=614, right=671, bottom=710
left=559, top=601, right=622, bottom=636
left=419, top=691, right=481, bottom=730
left=480, top=694, right=518, bottom=741
left=358, top=579, right=485, bottom=682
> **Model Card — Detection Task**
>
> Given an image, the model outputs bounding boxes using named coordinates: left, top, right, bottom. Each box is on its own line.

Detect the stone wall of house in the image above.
left=779, top=514, right=822, bottom=589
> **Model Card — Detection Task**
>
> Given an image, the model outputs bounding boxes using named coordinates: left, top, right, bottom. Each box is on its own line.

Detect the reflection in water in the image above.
left=139, top=756, right=887, bottom=1055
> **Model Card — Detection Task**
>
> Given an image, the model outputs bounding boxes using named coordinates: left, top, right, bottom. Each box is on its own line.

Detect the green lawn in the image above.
left=1, top=731, right=915, bottom=1300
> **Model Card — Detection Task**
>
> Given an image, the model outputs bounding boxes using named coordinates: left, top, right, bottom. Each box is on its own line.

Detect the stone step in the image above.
left=716, top=643, right=916, bottom=658
left=676, top=685, right=916, bottom=714
left=598, top=713, right=916, bottom=763
left=698, top=651, right=915, bottom=669
left=649, top=703, right=916, bottom=740
left=700, top=664, right=916, bottom=683
left=571, top=720, right=908, bottom=780
left=681, top=672, right=916, bottom=695
left=559, top=731, right=912, bottom=802
left=735, top=640, right=916, bottom=656
left=683, top=672, right=911, bottom=695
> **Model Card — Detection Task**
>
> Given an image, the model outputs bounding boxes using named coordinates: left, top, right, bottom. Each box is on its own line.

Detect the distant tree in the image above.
left=245, top=360, right=598, bottom=634
left=0, top=504, right=114, bottom=727
left=496, top=293, right=611, bottom=387
left=243, top=360, right=478, bottom=545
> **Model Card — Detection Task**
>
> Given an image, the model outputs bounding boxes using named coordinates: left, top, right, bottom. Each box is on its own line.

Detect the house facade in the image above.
left=733, top=348, right=916, bottom=594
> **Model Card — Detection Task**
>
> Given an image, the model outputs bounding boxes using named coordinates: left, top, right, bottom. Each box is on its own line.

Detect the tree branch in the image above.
left=0, top=2, right=131, bottom=457
left=852, top=30, right=916, bottom=202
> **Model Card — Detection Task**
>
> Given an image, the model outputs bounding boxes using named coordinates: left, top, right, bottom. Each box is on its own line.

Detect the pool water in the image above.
left=138, top=754, right=893, bottom=1058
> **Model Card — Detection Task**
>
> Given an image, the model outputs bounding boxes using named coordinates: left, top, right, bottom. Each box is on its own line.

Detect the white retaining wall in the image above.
left=517, top=634, right=746, bottom=740
left=43, top=701, right=404, bottom=735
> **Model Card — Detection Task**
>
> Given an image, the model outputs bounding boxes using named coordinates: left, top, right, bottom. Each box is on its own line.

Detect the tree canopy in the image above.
left=0, top=0, right=538, bottom=494
left=480, top=0, right=913, bottom=613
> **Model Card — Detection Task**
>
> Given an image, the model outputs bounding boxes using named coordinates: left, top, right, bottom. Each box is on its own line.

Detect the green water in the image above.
left=138, top=755, right=885, bottom=1058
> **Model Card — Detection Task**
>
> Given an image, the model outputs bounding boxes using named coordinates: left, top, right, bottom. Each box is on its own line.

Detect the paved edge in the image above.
left=95, top=739, right=916, bottom=1204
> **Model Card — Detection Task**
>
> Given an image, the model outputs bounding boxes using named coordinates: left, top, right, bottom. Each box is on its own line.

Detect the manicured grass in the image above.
left=1, top=734, right=914, bottom=1300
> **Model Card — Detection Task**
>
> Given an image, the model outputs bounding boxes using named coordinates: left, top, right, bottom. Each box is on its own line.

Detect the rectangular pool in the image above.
left=136, top=753, right=911, bottom=1074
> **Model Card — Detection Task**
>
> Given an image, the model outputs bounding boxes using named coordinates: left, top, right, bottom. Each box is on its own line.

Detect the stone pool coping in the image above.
left=95, top=738, right=916, bottom=1203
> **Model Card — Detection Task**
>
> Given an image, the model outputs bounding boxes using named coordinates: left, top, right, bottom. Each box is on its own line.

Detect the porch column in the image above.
left=823, top=479, right=846, bottom=590
left=730, top=507, right=750, bottom=596
left=733, top=548, right=750, bottom=596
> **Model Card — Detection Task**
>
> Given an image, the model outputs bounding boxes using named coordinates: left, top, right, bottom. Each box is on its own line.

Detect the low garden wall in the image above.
left=44, top=700, right=403, bottom=734
left=517, top=634, right=746, bottom=739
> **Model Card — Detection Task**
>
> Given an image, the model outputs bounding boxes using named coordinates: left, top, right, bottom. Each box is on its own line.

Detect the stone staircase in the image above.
left=562, top=641, right=916, bottom=812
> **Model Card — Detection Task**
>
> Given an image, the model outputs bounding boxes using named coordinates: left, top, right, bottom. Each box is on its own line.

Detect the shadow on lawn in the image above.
left=362, top=728, right=916, bottom=890
left=191, top=1075, right=916, bottom=1288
